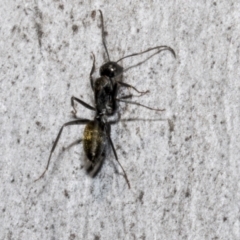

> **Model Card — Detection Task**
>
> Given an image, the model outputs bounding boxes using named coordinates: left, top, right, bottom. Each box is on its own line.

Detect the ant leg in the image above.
left=117, top=46, right=176, bottom=73
left=117, top=81, right=149, bottom=96
left=63, top=139, right=82, bottom=152
left=116, top=96, right=165, bottom=112
left=117, top=45, right=176, bottom=62
left=71, top=96, right=95, bottom=116
left=34, top=119, right=90, bottom=182
left=117, top=94, right=133, bottom=99
left=87, top=153, right=105, bottom=177
left=106, top=130, right=131, bottom=189
left=99, top=10, right=110, bottom=61
left=90, top=53, right=95, bottom=90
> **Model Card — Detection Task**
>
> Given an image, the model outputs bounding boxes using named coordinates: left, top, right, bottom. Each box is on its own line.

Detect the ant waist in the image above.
left=95, top=111, right=120, bottom=124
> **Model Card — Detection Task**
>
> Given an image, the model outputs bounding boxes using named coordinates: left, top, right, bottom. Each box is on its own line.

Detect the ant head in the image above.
left=100, top=61, right=123, bottom=78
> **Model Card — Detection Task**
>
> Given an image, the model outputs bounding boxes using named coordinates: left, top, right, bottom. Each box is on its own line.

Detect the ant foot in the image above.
left=71, top=110, right=77, bottom=118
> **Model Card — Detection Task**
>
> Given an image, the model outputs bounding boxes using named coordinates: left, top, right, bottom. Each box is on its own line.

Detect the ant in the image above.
left=34, top=10, right=175, bottom=188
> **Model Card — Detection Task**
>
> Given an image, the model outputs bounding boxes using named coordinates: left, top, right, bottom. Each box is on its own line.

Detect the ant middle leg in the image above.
left=89, top=53, right=96, bottom=90
left=34, top=119, right=90, bottom=182
left=116, top=95, right=165, bottom=112
left=71, top=96, right=95, bottom=116
left=117, top=81, right=149, bottom=96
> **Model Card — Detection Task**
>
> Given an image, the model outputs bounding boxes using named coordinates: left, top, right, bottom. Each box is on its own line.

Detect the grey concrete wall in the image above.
left=1, top=0, right=240, bottom=239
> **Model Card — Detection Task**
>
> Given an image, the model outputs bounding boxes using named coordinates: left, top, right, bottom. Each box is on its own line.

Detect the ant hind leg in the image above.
left=107, top=131, right=131, bottom=189
left=34, top=119, right=90, bottom=182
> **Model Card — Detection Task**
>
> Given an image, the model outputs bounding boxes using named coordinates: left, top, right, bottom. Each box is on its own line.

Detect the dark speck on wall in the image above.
left=59, top=4, right=64, bottom=10
left=72, top=25, right=78, bottom=33
left=91, top=10, right=96, bottom=20
left=138, top=191, right=144, bottom=204
left=94, top=235, right=100, bottom=240
left=64, top=189, right=70, bottom=198
left=69, top=233, right=76, bottom=240
left=185, top=190, right=190, bottom=198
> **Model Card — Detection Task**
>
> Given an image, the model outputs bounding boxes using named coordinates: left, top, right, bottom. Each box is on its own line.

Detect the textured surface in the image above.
left=1, top=0, right=240, bottom=239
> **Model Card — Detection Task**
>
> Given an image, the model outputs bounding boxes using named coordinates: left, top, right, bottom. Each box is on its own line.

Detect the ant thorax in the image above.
left=96, top=111, right=120, bottom=125
left=94, top=76, right=115, bottom=115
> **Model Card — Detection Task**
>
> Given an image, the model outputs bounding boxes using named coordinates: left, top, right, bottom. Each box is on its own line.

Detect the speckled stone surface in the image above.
left=1, top=0, right=240, bottom=239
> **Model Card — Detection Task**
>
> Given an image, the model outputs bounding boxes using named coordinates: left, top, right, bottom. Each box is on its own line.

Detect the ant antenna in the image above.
left=99, top=10, right=110, bottom=61
left=116, top=45, right=176, bottom=63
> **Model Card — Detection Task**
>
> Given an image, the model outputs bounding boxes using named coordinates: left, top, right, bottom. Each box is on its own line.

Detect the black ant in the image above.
left=34, top=10, right=175, bottom=188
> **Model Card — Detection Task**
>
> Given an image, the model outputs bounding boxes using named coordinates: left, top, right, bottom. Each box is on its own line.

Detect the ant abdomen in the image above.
left=83, top=120, right=108, bottom=166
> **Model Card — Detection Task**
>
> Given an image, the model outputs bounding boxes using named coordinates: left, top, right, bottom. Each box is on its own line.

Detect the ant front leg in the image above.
left=34, top=119, right=90, bottom=182
left=71, top=96, right=95, bottom=116
left=99, top=10, right=110, bottom=61
left=117, top=81, right=149, bottom=96
left=90, top=53, right=96, bottom=90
